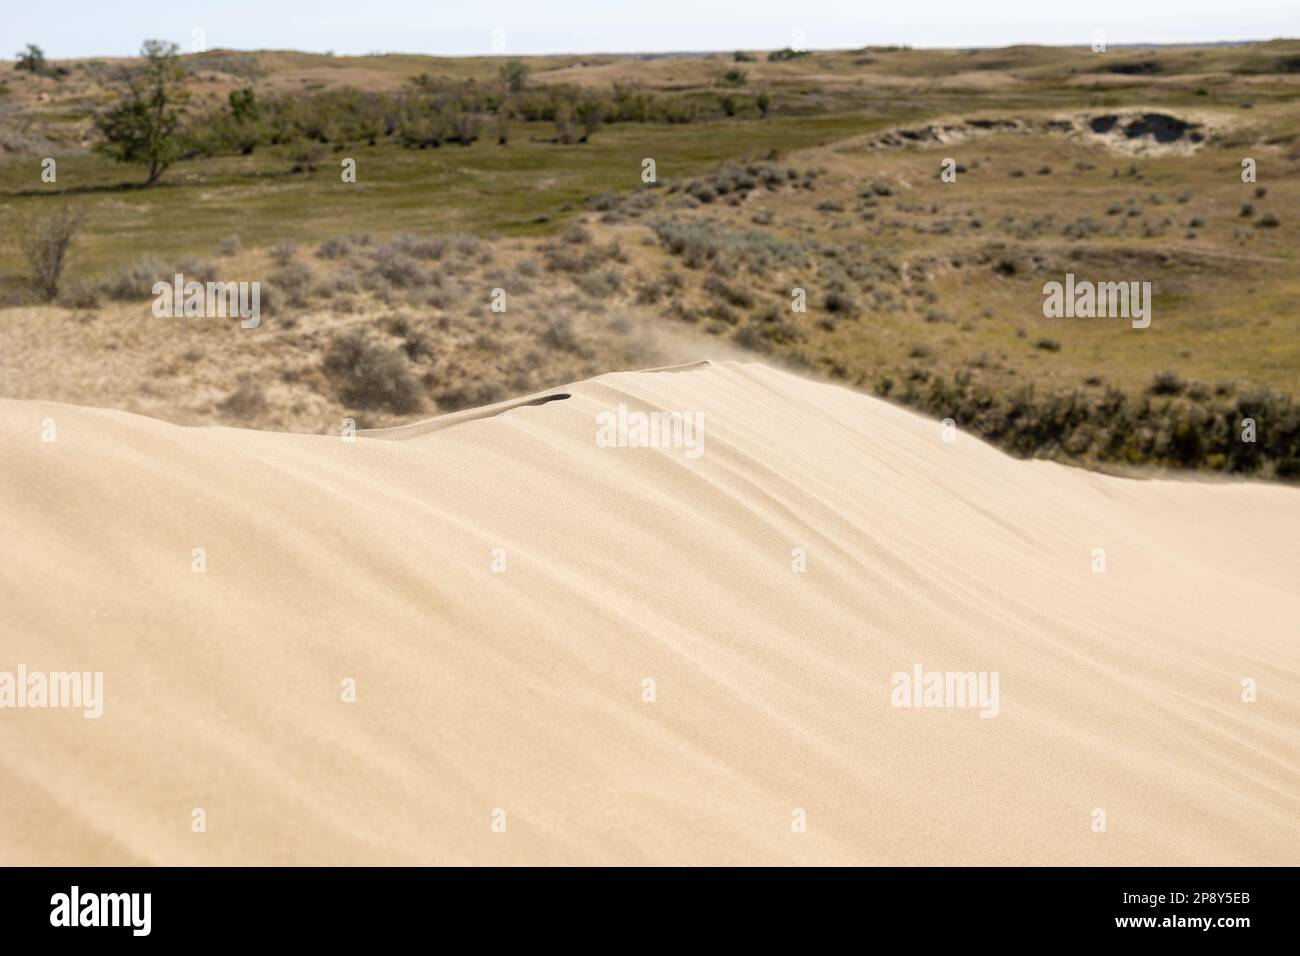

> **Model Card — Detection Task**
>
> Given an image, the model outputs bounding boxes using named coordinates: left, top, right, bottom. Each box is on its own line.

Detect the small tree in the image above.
left=756, top=92, right=771, bottom=117
left=95, top=39, right=190, bottom=186
left=553, top=103, right=576, bottom=144
left=573, top=98, right=603, bottom=141
left=15, top=207, right=85, bottom=300
left=15, top=44, right=50, bottom=76
left=228, top=87, right=258, bottom=123
left=499, top=59, right=531, bottom=93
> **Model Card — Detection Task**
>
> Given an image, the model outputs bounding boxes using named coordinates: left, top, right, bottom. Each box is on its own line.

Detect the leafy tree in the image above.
left=498, top=59, right=531, bottom=93
left=94, top=40, right=190, bottom=186
left=14, top=44, right=50, bottom=76
left=573, top=97, right=603, bottom=140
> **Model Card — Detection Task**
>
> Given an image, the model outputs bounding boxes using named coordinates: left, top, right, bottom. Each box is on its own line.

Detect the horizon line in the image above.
left=9, top=36, right=1298, bottom=63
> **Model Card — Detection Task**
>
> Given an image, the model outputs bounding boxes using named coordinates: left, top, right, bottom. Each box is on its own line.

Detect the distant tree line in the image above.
left=185, top=75, right=755, bottom=157
left=79, top=41, right=783, bottom=185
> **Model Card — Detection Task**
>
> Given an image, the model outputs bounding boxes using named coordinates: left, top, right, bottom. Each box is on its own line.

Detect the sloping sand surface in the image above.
left=2, top=361, right=1297, bottom=865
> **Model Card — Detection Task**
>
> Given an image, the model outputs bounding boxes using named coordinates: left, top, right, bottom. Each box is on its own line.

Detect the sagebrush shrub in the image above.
left=15, top=208, right=84, bottom=300
left=322, top=330, right=424, bottom=413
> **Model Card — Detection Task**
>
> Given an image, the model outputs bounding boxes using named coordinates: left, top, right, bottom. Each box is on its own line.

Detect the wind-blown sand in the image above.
left=2, top=361, right=1297, bottom=865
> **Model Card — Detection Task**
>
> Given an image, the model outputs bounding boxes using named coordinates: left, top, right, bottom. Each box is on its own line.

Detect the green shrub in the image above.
left=893, top=370, right=1299, bottom=478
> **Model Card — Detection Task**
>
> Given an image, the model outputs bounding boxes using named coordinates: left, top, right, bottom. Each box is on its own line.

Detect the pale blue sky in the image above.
left=7, top=0, right=1296, bottom=59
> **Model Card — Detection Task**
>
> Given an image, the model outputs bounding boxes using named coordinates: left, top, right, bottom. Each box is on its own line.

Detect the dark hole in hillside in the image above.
left=1123, top=113, right=1194, bottom=143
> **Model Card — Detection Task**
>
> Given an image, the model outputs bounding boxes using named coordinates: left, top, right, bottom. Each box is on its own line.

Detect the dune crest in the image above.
left=1, top=361, right=1297, bottom=865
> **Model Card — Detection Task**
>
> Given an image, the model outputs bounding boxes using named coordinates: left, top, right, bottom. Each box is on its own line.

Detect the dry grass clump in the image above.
left=101, top=257, right=170, bottom=300
left=321, top=329, right=424, bottom=413
left=217, top=378, right=269, bottom=419
left=316, top=234, right=371, bottom=260
left=735, top=302, right=805, bottom=352
left=270, top=240, right=299, bottom=266
left=543, top=233, right=626, bottom=274
left=268, top=262, right=315, bottom=307
left=704, top=274, right=754, bottom=308
left=13, top=208, right=85, bottom=301
left=662, top=160, right=813, bottom=208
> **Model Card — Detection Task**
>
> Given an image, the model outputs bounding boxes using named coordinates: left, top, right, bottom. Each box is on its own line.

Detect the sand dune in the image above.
left=1, top=360, right=1297, bottom=865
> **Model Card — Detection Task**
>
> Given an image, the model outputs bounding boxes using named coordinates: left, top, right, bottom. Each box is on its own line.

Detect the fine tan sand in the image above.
left=1, top=360, right=1297, bottom=865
